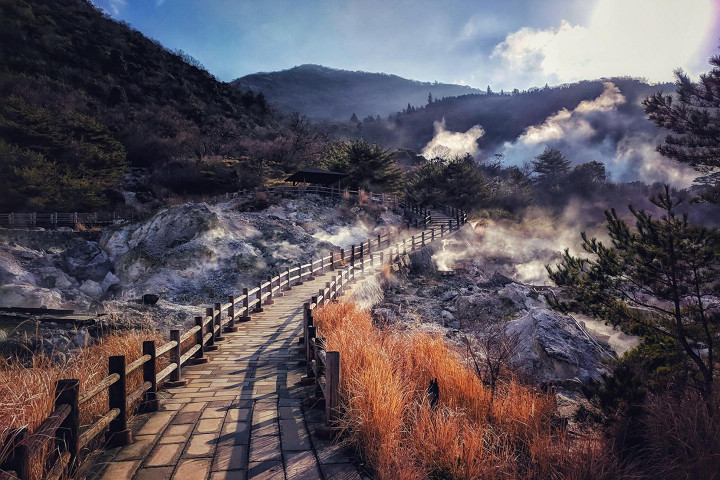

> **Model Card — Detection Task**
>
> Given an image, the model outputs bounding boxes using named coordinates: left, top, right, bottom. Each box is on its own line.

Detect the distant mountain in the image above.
left=232, top=64, right=482, bottom=121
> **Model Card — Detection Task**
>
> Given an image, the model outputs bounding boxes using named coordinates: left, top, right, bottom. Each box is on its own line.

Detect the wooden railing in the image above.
left=0, top=188, right=467, bottom=479
left=0, top=212, right=132, bottom=229
left=298, top=216, right=468, bottom=428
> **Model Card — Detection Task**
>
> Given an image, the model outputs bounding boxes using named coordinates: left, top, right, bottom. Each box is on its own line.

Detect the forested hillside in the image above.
left=233, top=64, right=482, bottom=121
left=0, top=0, right=273, bottom=210
left=333, top=77, right=674, bottom=153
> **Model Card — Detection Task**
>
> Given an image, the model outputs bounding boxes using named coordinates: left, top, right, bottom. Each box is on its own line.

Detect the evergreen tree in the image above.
left=349, top=113, right=359, bottom=123
left=548, top=186, right=720, bottom=402
left=427, top=92, right=433, bottom=105
left=643, top=53, right=720, bottom=201
left=531, top=147, right=571, bottom=191
left=568, top=160, right=607, bottom=193
left=322, top=139, right=402, bottom=192
left=409, top=154, right=490, bottom=209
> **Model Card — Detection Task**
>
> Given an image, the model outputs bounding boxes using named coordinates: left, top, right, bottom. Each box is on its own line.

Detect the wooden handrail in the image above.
left=78, top=373, right=119, bottom=405
left=156, top=340, right=177, bottom=357
left=125, top=354, right=151, bottom=376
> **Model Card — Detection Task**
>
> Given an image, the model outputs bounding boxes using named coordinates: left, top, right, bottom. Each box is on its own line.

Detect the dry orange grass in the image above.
left=313, top=302, right=604, bottom=479
left=0, top=330, right=165, bottom=466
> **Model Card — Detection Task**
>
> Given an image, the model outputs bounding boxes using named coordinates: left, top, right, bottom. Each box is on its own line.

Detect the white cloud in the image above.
left=491, top=0, right=715, bottom=85
left=421, top=119, right=484, bottom=159
left=91, top=0, right=126, bottom=16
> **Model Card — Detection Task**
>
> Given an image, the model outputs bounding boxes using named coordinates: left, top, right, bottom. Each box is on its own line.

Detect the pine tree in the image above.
left=531, top=147, right=571, bottom=190
left=322, top=139, right=402, bottom=192
left=548, top=186, right=720, bottom=402
left=643, top=53, right=720, bottom=201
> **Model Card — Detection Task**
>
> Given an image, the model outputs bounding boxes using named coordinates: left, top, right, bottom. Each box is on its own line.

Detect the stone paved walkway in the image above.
left=84, top=276, right=365, bottom=480
left=83, top=210, right=459, bottom=480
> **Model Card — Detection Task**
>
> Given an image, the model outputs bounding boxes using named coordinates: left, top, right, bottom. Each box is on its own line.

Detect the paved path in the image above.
left=85, top=276, right=365, bottom=480
left=83, top=210, right=459, bottom=480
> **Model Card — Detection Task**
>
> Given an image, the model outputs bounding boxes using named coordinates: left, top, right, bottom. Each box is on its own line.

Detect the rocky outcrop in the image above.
left=62, top=241, right=113, bottom=282
left=455, top=283, right=546, bottom=324
left=506, top=308, right=614, bottom=387
left=0, top=284, right=64, bottom=309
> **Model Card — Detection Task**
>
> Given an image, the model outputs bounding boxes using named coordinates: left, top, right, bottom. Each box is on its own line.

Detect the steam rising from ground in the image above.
left=499, top=82, right=698, bottom=187
left=433, top=202, right=607, bottom=284
left=421, top=118, right=484, bottom=159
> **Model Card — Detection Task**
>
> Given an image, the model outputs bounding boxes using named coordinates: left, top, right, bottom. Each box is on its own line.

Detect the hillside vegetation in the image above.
left=233, top=64, right=481, bottom=121
left=0, top=0, right=273, bottom=211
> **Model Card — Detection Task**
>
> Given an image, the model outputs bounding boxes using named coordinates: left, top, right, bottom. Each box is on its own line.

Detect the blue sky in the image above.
left=92, top=0, right=720, bottom=90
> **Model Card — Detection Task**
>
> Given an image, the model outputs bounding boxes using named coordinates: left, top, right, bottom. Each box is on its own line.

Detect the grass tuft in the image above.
left=313, top=302, right=613, bottom=479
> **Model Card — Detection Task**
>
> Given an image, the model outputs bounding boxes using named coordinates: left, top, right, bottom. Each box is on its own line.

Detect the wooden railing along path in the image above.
left=0, top=184, right=467, bottom=230
left=300, top=209, right=467, bottom=429
left=0, top=188, right=467, bottom=480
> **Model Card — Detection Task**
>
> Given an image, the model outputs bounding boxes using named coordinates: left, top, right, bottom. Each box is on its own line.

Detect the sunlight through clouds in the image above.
left=492, top=0, right=715, bottom=85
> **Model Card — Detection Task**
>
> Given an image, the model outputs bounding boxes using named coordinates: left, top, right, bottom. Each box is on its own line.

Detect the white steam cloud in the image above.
left=421, top=119, right=484, bottom=159
left=500, top=82, right=698, bottom=187
left=432, top=202, right=608, bottom=284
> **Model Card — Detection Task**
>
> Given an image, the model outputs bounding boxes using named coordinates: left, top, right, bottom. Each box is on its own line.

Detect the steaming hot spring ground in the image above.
left=0, top=196, right=638, bottom=419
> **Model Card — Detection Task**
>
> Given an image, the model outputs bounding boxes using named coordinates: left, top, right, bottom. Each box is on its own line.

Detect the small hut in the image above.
left=284, top=168, right=347, bottom=187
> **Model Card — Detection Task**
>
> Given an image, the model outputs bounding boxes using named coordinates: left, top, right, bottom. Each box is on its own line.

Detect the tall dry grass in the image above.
left=0, top=330, right=165, bottom=466
left=313, top=302, right=613, bottom=479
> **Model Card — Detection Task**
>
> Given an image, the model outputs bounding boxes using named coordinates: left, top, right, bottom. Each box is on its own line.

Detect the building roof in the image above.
left=284, top=168, right=347, bottom=185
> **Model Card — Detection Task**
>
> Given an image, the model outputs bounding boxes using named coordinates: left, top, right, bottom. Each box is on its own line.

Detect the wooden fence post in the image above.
left=329, top=252, right=335, bottom=271
left=284, top=269, right=292, bottom=290
left=107, top=355, right=132, bottom=446
left=340, top=248, right=345, bottom=265
left=377, top=234, right=381, bottom=248
left=411, top=235, right=415, bottom=251
left=205, top=307, right=218, bottom=351
left=448, top=219, right=453, bottom=232
left=166, top=330, right=187, bottom=387
left=326, top=351, right=340, bottom=426
left=141, top=341, right=160, bottom=411
left=264, top=279, right=274, bottom=305
left=56, top=379, right=79, bottom=472
left=331, top=276, right=337, bottom=300
left=253, top=283, right=263, bottom=312
left=431, top=228, right=435, bottom=242
left=191, top=317, right=209, bottom=364
left=314, top=338, right=326, bottom=399
left=422, top=231, right=426, bottom=247
left=306, top=259, right=316, bottom=281
left=350, top=245, right=355, bottom=264
left=306, top=326, right=317, bottom=375
left=297, top=263, right=304, bottom=285
left=214, top=303, right=226, bottom=342
left=240, top=289, right=251, bottom=322
left=303, top=303, right=313, bottom=362
left=441, top=224, right=445, bottom=237
left=225, top=296, right=238, bottom=332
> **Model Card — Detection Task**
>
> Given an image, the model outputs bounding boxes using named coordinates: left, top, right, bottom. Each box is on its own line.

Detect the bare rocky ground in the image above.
left=0, top=193, right=402, bottom=355
left=368, top=224, right=641, bottom=422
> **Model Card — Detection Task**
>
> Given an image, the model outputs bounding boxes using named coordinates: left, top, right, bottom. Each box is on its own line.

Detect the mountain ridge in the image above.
left=232, top=64, right=483, bottom=121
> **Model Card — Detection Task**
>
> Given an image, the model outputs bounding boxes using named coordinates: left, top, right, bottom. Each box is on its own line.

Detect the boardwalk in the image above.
left=84, top=277, right=365, bottom=480
left=80, top=208, right=459, bottom=480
